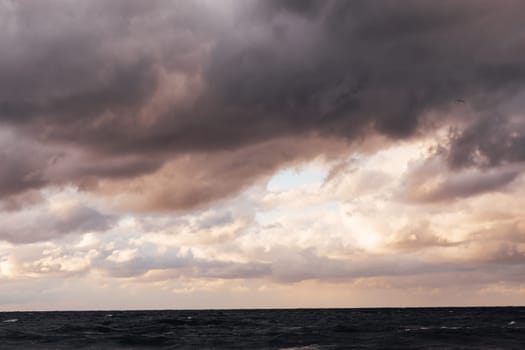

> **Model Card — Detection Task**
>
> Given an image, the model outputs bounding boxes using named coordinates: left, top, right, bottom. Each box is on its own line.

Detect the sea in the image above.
left=0, top=307, right=524, bottom=349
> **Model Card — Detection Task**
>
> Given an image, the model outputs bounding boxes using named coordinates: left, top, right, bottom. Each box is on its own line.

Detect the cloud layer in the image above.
left=1, top=0, right=525, bottom=209
left=1, top=0, right=525, bottom=309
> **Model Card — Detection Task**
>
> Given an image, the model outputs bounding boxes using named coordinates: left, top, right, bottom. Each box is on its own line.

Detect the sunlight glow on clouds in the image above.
left=1, top=0, right=525, bottom=310
left=2, top=127, right=525, bottom=309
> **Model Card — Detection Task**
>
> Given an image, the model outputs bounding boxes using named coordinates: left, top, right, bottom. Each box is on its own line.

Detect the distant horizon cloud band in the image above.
left=1, top=0, right=525, bottom=310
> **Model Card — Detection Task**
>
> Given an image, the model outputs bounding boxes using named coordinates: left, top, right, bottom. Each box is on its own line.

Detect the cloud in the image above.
left=386, top=221, right=457, bottom=251
left=400, top=153, right=523, bottom=203
left=2, top=1, right=525, bottom=308
left=0, top=0, right=524, bottom=209
left=94, top=135, right=349, bottom=211
left=0, top=199, right=116, bottom=243
left=448, top=112, right=525, bottom=168
left=0, top=129, right=51, bottom=198
left=1, top=158, right=525, bottom=305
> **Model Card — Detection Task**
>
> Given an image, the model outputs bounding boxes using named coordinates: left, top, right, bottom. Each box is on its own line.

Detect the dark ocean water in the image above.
left=0, top=307, right=524, bottom=349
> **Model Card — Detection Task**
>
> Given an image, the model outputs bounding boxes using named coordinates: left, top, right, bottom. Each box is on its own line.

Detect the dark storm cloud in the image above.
left=1, top=0, right=525, bottom=208
left=208, top=0, right=525, bottom=140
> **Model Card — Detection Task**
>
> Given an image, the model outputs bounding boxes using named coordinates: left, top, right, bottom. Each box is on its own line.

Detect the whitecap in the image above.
left=403, top=326, right=430, bottom=332
left=2, top=318, right=18, bottom=323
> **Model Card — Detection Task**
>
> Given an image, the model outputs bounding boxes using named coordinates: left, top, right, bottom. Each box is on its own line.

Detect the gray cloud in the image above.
left=0, top=130, right=51, bottom=197
left=387, top=221, right=458, bottom=251
left=0, top=202, right=116, bottom=243
left=400, top=154, right=522, bottom=203
left=95, top=136, right=348, bottom=211
left=449, top=114, right=525, bottom=169
left=1, top=0, right=524, bottom=208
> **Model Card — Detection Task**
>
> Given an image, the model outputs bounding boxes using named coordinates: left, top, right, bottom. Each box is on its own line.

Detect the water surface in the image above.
left=1, top=307, right=524, bottom=349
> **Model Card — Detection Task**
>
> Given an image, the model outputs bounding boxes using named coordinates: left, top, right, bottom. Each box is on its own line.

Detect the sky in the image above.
left=1, top=0, right=525, bottom=310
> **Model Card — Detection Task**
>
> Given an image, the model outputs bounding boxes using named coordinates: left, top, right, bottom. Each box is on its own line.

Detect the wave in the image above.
left=2, top=318, right=18, bottom=323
